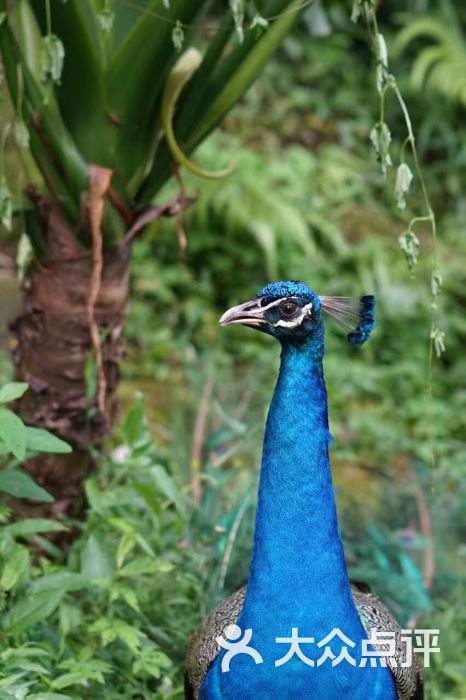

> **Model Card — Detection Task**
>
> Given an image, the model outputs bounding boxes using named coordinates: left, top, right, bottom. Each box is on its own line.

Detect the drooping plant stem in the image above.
left=362, top=4, right=442, bottom=471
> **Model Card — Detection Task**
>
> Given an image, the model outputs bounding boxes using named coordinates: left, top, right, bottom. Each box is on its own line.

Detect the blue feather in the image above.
left=347, top=295, right=376, bottom=345
left=320, top=294, right=376, bottom=346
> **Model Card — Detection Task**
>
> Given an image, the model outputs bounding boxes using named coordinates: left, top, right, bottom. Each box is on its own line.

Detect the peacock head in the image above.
left=220, top=280, right=375, bottom=346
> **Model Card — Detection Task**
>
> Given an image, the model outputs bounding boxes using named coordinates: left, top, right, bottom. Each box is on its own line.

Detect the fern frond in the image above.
left=395, top=14, right=466, bottom=107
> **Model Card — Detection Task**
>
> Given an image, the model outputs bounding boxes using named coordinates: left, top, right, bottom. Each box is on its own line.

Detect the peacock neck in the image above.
left=241, top=333, right=360, bottom=634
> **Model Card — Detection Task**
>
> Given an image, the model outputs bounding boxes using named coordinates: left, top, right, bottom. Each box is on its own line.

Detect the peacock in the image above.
left=185, top=280, right=423, bottom=700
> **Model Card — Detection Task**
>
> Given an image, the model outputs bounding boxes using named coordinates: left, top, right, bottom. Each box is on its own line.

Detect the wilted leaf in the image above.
left=395, top=163, right=413, bottom=209
left=97, top=9, right=114, bottom=35
left=370, top=122, right=392, bottom=176
left=399, top=230, right=420, bottom=270
left=0, top=178, right=13, bottom=231
left=172, top=20, right=184, bottom=53
left=250, top=14, right=268, bottom=31
left=431, top=327, right=446, bottom=357
left=40, top=34, right=65, bottom=86
left=230, top=0, right=245, bottom=42
left=431, top=269, right=443, bottom=296
left=376, top=33, right=388, bottom=67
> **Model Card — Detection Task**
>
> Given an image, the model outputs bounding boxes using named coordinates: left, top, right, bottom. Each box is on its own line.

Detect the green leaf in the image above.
left=59, top=602, right=82, bottom=639
left=29, top=0, right=112, bottom=171
left=0, top=692, right=17, bottom=700
left=90, top=617, right=145, bottom=654
left=106, top=0, right=204, bottom=182
left=161, top=48, right=233, bottom=179
left=31, top=573, right=89, bottom=594
left=0, top=383, right=28, bottom=404
left=149, top=465, right=186, bottom=516
left=109, top=583, right=140, bottom=612
left=122, top=393, right=149, bottom=446
left=1, top=645, right=50, bottom=660
left=0, top=409, right=27, bottom=460
left=0, top=469, right=54, bottom=502
left=116, top=531, right=137, bottom=569
left=132, top=644, right=172, bottom=679
left=136, top=20, right=233, bottom=200
left=4, top=590, right=64, bottom=634
left=81, top=535, right=113, bottom=580
left=25, top=427, right=72, bottom=454
left=3, top=519, right=68, bottom=537
left=118, top=556, right=174, bottom=578
left=0, top=19, right=80, bottom=220
left=25, top=694, right=72, bottom=700
left=1, top=547, right=29, bottom=591
left=51, top=671, right=105, bottom=690
left=187, top=0, right=304, bottom=149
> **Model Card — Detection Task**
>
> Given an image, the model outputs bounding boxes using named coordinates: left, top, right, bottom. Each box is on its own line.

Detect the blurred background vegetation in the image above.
left=0, top=0, right=465, bottom=698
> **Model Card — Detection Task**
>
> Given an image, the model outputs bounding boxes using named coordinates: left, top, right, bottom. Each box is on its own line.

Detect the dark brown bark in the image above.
left=9, top=200, right=130, bottom=519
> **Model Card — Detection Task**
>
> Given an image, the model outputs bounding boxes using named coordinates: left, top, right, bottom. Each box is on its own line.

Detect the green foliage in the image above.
left=0, top=0, right=306, bottom=245
left=0, top=399, right=201, bottom=698
left=395, top=7, right=466, bottom=108
left=0, top=382, right=71, bottom=502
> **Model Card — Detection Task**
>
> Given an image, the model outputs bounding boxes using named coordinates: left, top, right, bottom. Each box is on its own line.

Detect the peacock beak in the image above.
left=220, top=299, right=268, bottom=327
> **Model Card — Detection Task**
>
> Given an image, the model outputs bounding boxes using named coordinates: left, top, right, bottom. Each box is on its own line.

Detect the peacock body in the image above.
left=185, top=281, right=423, bottom=700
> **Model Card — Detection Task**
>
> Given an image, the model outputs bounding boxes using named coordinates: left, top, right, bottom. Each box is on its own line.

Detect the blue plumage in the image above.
left=201, top=281, right=394, bottom=699
left=347, top=295, right=376, bottom=345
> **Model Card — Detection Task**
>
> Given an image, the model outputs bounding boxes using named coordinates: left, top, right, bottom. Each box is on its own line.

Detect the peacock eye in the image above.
left=279, top=300, right=299, bottom=318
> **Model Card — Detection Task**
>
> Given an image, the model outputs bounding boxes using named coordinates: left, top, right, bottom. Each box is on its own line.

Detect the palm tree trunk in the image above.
left=9, top=197, right=130, bottom=519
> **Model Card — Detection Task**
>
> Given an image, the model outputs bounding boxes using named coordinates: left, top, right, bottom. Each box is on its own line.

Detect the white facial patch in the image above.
left=258, top=298, right=287, bottom=313
left=274, top=301, right=313, bottom=329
